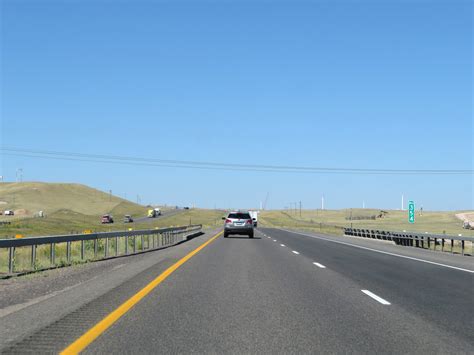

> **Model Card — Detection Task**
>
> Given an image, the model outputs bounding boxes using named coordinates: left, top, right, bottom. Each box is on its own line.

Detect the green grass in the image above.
left=0, top=208, right=224, bottom=238
left=0, top=230, right=192, bottom=274
left=141, top=209, right=226, bottom=229
left=259, top=209, right=474, bottom=237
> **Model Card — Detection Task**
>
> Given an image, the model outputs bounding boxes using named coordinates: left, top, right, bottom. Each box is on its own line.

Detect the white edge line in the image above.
left=280, top=244, right=285, bottom=247
left=313, top=262, right=326, bottom=269
left=279, top=228, right=474, bottom=274
left=292, top=250, right=300, bottom=255
left=273, top=240, right=277, bottom=242
left=362, top=290, right=391, bottom=305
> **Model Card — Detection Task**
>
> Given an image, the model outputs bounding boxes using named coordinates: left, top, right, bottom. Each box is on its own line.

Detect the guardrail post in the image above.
left=67, top=241, right=71, bottom=263
left=152, top=234, right=156, bottom=249
left=451, top=239, right=454, bottom=253
left=115, top=236, right=119, bottom=256
left=133, top=236, right=136, bottom=253
left=8, top=247, right=14, bottom=274
left=141, top=235, right=144, bottom=251
left=50, top=243, right=55, bottom=266
left=94, top=239, right=98, bottom=259
left=105, top=238, right=109, bottom=258
left=81, top=240, right=85, bottom=260
left=427, top=237, right=431, bottom=250
left=441, top=238, right=445, bottom=252
left=461, top=240, right=465, bottom=256
left=31, top=245, right=36, bottom=270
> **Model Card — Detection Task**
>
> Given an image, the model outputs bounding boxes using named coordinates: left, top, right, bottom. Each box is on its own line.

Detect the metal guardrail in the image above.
left=0, top=224, right=202, bottom=275
left=344, top=228, right=474, bottom=256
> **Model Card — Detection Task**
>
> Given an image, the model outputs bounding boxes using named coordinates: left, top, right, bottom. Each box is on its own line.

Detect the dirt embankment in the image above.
left=455, top=212, right=474, bottom=228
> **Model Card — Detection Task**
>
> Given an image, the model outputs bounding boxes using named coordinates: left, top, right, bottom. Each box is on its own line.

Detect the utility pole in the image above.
left=16, top=169, right=23, bottom=182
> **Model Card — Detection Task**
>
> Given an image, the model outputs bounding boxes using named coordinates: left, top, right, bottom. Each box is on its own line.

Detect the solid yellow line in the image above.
left=60, top=230, right=223, bottom=355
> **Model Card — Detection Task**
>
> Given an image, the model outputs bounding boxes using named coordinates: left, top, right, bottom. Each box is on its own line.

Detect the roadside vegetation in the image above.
left=0, top=182, right=224, bottom=238
left=0, top=208, right=225, bottom=239
left=259, top=209, right=474, bottom=237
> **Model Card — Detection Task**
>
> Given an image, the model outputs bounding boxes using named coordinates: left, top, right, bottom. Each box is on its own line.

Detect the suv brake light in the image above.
left=246, top=219, right=252, bottom=224
left=225, top=219, right=232, bottom=224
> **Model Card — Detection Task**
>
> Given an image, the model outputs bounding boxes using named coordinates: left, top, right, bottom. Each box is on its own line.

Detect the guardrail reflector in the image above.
left=15, top=234, right=24, bottom=239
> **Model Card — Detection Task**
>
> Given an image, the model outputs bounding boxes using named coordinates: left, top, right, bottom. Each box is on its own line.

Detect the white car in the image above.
left=4, top=210, right=14, bottom=216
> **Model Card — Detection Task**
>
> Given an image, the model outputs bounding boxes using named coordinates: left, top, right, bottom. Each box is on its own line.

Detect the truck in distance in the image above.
left=249, top=210, right=259, bottom=227
left=147, top=208, right=162, bottom=218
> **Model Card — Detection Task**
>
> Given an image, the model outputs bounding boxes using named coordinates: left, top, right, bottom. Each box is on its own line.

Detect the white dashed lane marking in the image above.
left=313, top=262, right=326, bottom=269
left=292, top=251, right=300, bottom=255
left=361, top=290, right=391, bottom=305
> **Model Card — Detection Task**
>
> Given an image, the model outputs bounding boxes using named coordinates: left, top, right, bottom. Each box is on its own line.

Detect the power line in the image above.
left=1, top=147, right=472, bottom=175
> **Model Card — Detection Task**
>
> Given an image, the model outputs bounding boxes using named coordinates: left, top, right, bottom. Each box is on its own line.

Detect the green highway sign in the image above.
left=408, top=200, right=415, bottom=223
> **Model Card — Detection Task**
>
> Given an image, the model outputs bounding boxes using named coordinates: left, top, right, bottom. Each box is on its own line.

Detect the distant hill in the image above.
left=0, top=182, right=146, bottom=217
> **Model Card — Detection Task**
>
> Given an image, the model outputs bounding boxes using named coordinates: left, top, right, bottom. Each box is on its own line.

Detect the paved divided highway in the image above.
left=1, top=228, right=473, bottom=353
left=133, top=208, right=185, bottom=223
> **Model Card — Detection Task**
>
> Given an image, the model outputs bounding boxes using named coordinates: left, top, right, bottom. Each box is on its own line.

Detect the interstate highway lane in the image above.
left=82, top=228, right=473, bottom=354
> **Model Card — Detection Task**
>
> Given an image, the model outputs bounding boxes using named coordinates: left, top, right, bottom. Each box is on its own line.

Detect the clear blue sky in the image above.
left=1, top=0, right=472, bottom=210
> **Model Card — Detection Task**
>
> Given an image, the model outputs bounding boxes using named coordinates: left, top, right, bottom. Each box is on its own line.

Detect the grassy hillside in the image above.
left=0, top=182, right=150, bottom=237
left=259, top=209, right=474, bottom=236
left=0, top=182, right=225, bottom=238
left=0, top=182, right=145, bottom=216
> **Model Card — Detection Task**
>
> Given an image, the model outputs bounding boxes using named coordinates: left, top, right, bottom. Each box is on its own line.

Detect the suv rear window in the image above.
left=228, top=213, right=251, bottom=219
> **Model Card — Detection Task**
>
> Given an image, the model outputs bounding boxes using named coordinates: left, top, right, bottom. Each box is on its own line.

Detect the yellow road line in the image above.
left=61, top=230, right=223, bottom=354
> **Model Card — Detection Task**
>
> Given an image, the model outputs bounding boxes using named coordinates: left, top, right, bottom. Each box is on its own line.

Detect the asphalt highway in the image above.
left=1, top=228, right=473, bottom=354
left=133, top=208, right=185, bottom=223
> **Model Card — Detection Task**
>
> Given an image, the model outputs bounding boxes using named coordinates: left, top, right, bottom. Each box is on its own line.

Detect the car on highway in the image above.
left=223, top=211, right=254, bottom=238
left=4, top=210, right=14, bottom=216
left=123, top=215, right=133, bottom=223
left=101, top=214, right=114, bottom=224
